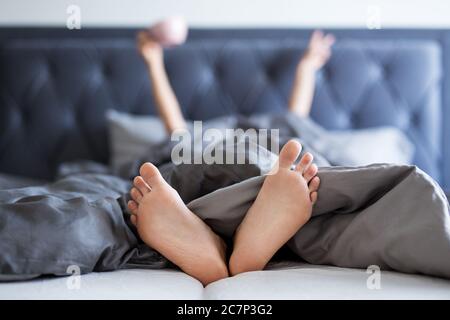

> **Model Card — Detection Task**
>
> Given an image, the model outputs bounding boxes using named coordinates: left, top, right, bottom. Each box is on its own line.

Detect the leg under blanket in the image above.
left=188, top=164, right=450, bottom=279
left=0, top=174, right=168, bottom=281
left=1, top=164, right=449, bottom=280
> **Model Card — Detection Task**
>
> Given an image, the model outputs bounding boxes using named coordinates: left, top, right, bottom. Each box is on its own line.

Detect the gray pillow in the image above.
left=309, top=126, right=415, bottom=166
left=107, top=110, right=415, bottom=172
left=106, top=110, right=168, bottom=172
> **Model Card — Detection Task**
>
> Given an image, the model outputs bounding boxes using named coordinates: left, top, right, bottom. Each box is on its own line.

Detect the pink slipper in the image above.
left=147, top=16, right=188, bottom=47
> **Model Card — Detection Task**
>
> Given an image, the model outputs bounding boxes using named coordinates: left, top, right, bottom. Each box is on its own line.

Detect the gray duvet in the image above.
left=1, top=115, right=449, bottom=281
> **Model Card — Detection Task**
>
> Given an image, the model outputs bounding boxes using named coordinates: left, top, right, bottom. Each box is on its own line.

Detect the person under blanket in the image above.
left=2, top=30, right=449, bottom=285
left=124, top=30, right=334, bottom=285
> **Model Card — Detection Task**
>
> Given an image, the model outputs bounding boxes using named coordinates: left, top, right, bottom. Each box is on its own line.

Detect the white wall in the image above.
left=0, top=0, right=449, bottom=28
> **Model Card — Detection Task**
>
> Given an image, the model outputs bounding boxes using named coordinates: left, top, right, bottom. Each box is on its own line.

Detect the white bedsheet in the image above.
left=1, top=262, right=449, bottom=300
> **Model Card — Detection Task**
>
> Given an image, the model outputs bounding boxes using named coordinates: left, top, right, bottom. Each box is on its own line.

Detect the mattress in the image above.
left=1, top=262, right=449, bottom=300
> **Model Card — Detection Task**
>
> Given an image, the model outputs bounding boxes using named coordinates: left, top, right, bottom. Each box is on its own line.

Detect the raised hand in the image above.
left=301, top=30, right=335, bottom=71
left=136, top=31, right=163, bottom=65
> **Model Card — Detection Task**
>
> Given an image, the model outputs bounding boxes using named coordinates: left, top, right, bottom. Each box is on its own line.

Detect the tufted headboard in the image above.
left=0, top=28, right=449, bottom=192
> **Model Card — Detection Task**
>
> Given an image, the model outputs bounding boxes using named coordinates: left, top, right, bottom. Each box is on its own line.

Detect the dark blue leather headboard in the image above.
left=0, top=28, right=449, bottom=192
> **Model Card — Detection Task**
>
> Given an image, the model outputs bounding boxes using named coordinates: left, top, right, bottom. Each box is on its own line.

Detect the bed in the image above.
left=1, top=262, right=450, bottom=300
left=0, top=27, right=449, bottom=299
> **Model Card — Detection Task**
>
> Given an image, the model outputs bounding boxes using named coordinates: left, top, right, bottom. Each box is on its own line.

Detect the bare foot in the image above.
left=229, top=140, right=320, bottom=276
left=127, top=163, right=228, bottom=286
